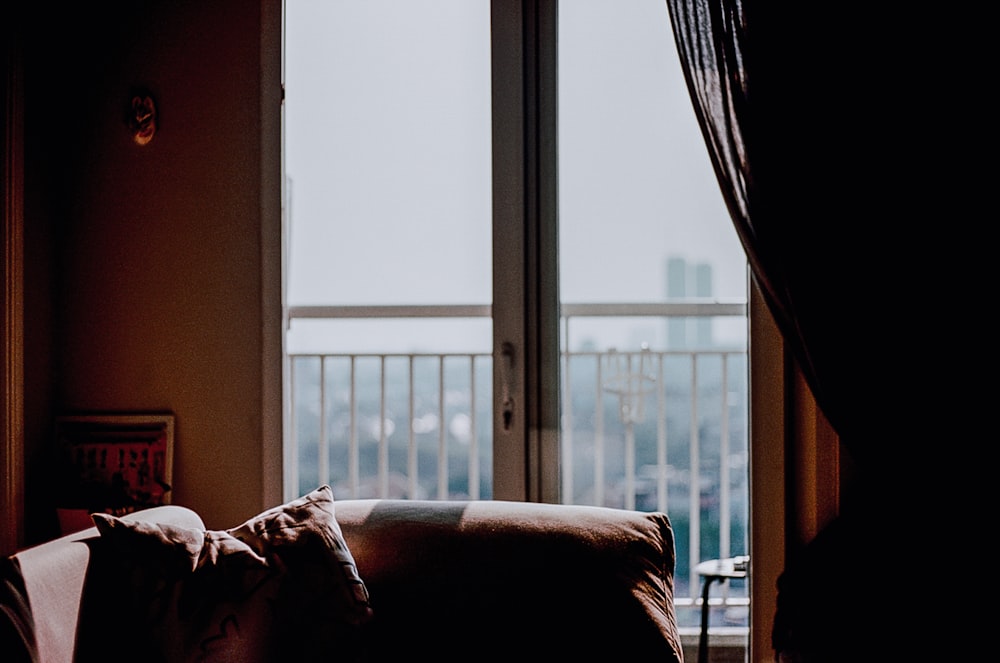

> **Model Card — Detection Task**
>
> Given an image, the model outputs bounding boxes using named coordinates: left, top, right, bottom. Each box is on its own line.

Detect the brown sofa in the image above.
left=1, top=487, right=684, bottom=662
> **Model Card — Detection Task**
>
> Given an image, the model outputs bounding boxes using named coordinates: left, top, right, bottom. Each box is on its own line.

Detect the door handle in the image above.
left=500, top=341, right=515, bottom=431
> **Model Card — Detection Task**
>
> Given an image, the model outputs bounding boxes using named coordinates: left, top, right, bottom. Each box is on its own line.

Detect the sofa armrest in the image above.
left=1, top=556, right=37, bottom=663
left=335, top=499, right=683, bottom=663
left=3, top=505, right=204, bottom=663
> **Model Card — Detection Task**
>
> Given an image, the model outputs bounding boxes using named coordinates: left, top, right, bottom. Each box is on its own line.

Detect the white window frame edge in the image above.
left=491, top=0, right=560, bottom=503
left=263, top=0, right=285, bottom=509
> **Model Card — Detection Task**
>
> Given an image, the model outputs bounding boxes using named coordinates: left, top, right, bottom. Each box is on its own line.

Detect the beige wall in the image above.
left=22, top=0, right=282, bottom=540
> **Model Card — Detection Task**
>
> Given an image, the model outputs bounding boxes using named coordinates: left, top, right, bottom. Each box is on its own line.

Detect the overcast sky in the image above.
left=283, top=0, right=747, bottom=352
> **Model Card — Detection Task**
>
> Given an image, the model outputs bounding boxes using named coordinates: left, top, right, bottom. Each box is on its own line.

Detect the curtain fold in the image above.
left=663, top=1, right=971, bottom=660
left=664, top=1, right=968, bottom=471
left=665, top=0, right=836, bottom=449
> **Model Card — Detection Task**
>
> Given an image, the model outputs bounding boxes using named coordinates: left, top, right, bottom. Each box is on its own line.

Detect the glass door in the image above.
left=284, top=0, right=496, bottom=500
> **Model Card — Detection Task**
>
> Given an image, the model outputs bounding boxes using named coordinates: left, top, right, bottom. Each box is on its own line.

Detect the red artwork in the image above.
left=55, top=414, right=174, bottom=515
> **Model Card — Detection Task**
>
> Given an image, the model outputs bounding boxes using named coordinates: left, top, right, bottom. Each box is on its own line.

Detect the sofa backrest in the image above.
left=334, top=499, right=684, bottom=663
left=2, top=499, right=684, bottom=663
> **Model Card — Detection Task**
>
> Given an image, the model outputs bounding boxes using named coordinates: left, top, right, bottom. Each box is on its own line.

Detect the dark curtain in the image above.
left=664, top=1, right=977, bottom=660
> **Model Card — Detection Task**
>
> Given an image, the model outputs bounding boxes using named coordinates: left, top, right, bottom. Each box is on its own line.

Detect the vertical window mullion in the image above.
left=491, top=0, right=560, bottom=503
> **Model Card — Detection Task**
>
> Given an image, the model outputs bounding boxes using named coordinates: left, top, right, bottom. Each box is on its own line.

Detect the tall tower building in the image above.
left=665, top=256, right=714, bottom=349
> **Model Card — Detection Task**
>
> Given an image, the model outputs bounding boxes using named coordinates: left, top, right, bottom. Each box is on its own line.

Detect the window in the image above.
left=283, top=0, right=749, bottom=635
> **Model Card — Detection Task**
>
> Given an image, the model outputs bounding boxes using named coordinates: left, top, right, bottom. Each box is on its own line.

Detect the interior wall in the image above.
left=2, top=13, right=27, bottom=555
left=21, top=0, right=280, bottom=541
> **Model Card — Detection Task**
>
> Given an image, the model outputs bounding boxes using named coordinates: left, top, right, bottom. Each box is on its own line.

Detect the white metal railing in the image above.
left=285, top=302, right=748, bottom=628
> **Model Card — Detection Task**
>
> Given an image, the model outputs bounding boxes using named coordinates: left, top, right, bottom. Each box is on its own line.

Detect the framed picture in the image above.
left=54, top=413, right=174, bottom=516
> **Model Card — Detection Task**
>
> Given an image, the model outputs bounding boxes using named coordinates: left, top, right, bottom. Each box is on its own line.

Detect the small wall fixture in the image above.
left=128, top=92, right=157, bottom=146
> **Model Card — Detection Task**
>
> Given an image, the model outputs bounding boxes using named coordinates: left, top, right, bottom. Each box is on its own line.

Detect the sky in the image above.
left=283, top=0, right=747, bottom=353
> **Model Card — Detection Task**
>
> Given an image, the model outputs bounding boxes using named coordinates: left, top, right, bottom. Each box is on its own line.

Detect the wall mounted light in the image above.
left=127, top=89, right=157, bottom=146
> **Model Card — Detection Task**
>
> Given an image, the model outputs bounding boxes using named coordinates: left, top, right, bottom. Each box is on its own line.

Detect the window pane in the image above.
left=558, top=0, right=746, bottom=349
left=284, top=0, right=492, bottom=353
left=558, top=0, right=749, bottom=633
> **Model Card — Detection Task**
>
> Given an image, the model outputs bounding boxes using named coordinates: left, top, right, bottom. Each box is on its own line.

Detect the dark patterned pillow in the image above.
left=91, top=485, right=372, bottom=663
left=226, top=484, right=373, bottom=658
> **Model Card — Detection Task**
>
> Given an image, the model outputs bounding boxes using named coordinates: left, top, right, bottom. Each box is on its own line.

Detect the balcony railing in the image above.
left=285, top=301, right=748, bottom=631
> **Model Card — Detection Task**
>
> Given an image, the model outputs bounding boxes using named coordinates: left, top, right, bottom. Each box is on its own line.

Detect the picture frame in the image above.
left=54, top=413, right=174, bottom=516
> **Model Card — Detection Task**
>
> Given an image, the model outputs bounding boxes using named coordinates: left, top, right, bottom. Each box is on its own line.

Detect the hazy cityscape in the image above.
left=288, top=258, right=749, bottom=630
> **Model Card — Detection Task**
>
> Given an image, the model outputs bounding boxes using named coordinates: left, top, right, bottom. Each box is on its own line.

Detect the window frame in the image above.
left=490, top=0, right=561, bottom=502
left=274, top=5, right=775, bottom=654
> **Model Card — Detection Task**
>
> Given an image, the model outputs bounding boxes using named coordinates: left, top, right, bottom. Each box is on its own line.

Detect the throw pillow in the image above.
left=225, top=483, right=374, bottom=658
left=90, top=485, right=372, bottom=663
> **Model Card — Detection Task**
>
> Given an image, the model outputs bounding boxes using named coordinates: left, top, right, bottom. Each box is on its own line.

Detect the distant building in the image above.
left=665, top=256, right=713, bottom=349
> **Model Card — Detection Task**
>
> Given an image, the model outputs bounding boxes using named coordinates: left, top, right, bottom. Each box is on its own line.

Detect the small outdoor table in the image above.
left=694, top=555, right=749, bottom=663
